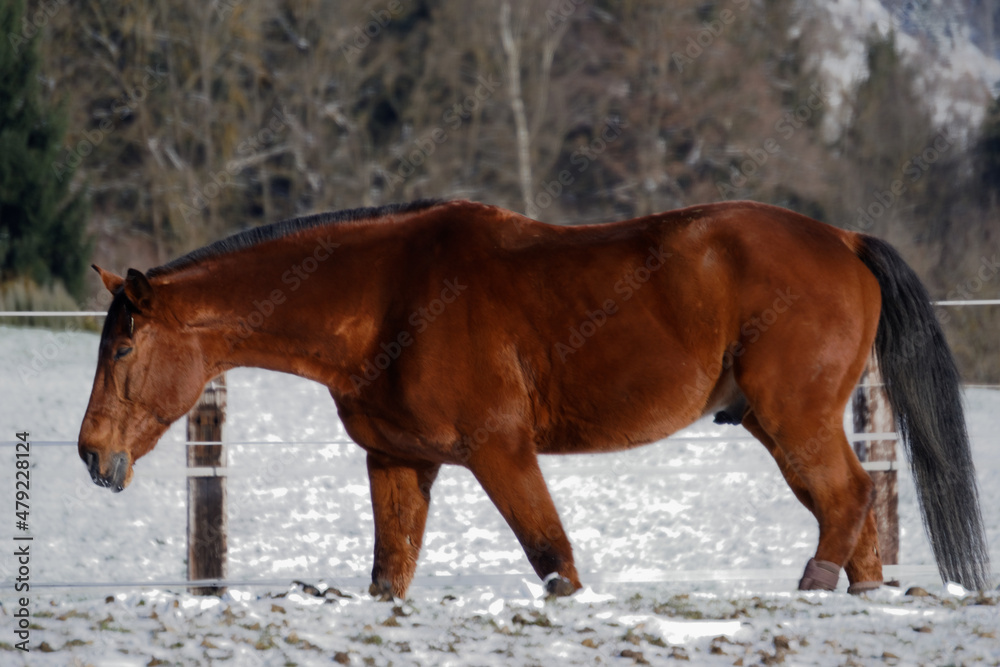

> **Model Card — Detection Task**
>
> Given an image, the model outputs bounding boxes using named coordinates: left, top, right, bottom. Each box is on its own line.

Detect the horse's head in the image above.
left=78, top=266, right=209, bottom=491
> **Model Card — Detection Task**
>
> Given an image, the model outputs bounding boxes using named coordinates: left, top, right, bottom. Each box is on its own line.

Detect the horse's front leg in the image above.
left=366, top=452, right=441, bottom=600
left=465, top=439, right=582, bottom=596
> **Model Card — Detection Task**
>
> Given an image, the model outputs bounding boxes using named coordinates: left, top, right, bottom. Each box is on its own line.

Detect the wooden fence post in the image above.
left=852, top=355, right=899, bottom=570
left=186, top=373, right=227, bottom=596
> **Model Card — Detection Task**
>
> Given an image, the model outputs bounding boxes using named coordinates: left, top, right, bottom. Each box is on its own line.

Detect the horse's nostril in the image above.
left=81, top=448, right=128, bottom=490
left=82, top=449, right=107, bottom=485
left=109, top=452, right=128, bottom=491
left=83, top=450, right=98, bottom=474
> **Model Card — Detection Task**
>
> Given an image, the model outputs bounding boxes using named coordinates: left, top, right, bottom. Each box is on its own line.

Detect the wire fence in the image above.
left=3, top=427, right=988, bottom=592
left=1, top=303, right=997, bottom=593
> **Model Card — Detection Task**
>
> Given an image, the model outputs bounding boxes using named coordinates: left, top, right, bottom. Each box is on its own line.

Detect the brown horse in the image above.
left=78, top=199, right=991, bottom=597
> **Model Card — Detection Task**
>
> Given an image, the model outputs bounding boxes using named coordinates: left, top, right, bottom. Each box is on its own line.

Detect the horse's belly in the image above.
left=535, top=356, right=740, bottom=455
left=537, top=392, right=702, bottom=455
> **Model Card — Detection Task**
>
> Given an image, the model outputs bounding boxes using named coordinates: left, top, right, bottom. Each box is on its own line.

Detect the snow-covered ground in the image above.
left=1, top=325, right=998, bottom=665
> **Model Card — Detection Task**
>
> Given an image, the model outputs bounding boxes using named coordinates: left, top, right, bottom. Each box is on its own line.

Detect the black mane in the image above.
left=148, top=199, right=443, bottom=277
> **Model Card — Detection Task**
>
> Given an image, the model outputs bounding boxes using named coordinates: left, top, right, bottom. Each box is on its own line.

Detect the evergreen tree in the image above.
left=844, top=30, right=934, bottom=179
left=838, top=30, right=939, bottom=241
left=0, top=0, right=89, bottom=300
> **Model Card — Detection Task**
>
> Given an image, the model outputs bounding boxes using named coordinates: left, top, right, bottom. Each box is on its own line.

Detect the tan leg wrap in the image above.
left=798, top=558, right=840, bottom=591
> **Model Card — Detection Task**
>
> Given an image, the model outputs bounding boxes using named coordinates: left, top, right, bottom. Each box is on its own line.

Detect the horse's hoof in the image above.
left=847, top=581, right=882, bottom=595
left=368, top=580, right=395, bottom=602
left=798, top=558, right=840, bottom=591
left=544, top=573, right=578, bottom=598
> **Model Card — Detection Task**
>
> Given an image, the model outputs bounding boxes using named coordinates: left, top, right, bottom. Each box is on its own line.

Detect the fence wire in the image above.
left=2, top=305, right=995, bottom=593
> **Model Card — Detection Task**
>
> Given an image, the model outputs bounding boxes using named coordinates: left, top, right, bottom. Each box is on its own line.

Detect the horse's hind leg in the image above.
left=742, top=410, right=883, bottom=592
left=784, top=423, right=874, bottom=591
left=843, top=510, right=883, bottom=593
left=366, top=452, right=441, bottom=600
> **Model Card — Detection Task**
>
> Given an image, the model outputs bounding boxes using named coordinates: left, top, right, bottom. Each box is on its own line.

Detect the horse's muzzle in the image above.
left=82, top=449, right=129, bottom=493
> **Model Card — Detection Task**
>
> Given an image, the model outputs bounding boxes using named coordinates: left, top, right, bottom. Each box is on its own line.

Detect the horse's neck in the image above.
left=168, top=241, right=379, bottom=393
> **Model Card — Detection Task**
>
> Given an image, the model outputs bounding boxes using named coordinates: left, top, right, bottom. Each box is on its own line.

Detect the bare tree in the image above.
left=500, top=2, right=537, bottom=217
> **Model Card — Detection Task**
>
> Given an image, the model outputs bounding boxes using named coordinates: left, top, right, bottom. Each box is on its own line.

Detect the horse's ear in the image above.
left=124, top=268, right=154, bottom=312
left=93, top=265, right=124, bottom=294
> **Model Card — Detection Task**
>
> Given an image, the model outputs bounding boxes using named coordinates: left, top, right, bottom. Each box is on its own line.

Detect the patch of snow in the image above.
left=807, top=0, right=1000, bottom=138
left=1, top=325, right=998, bottom=664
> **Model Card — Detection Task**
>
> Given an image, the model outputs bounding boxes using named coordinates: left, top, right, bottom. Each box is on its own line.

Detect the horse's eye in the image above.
left=114, top=346, right=133, bottom=361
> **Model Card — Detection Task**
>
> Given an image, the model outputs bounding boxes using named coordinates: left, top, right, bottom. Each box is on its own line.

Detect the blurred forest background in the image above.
left=1, top=0, right=998, bottom=381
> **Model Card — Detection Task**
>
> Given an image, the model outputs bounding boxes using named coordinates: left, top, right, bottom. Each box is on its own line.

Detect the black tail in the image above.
left=856, top=235, right=991, bottom=590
